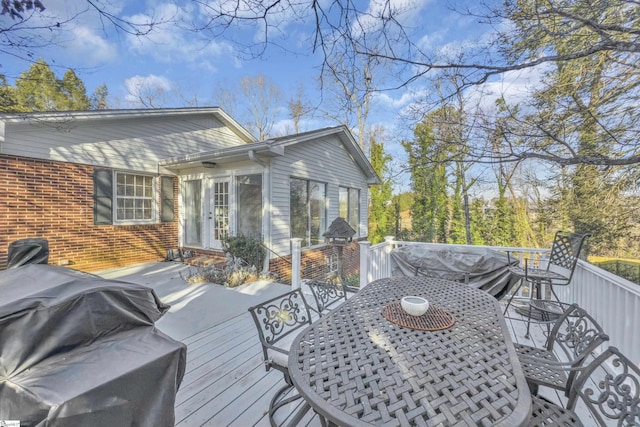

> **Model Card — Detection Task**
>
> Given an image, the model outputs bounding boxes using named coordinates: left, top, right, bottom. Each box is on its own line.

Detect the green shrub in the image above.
left=342, top=274, right=360, bottom=288
left=223, top=235, right=265, bottom=270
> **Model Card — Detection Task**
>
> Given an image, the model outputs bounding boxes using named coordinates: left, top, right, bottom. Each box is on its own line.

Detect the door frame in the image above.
left=204, top=176, right=232, bottom=250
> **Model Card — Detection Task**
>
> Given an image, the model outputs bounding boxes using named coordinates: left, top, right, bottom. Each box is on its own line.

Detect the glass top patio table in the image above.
left=288, top=276, right=532, bottom=427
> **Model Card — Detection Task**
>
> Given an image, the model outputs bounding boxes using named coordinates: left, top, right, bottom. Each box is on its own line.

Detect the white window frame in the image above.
left=114, top=171, right=158, bottom=225
left=290, top=177, right=327, bottom=248
left=339, top=186, right=360, bottom=237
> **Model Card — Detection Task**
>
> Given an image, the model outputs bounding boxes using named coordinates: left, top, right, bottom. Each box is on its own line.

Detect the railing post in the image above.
left=359, top=241, right=371, bottom=288
left=384, top=236, right=395, bottom=277
left=291, top=238, right=302, bottom=289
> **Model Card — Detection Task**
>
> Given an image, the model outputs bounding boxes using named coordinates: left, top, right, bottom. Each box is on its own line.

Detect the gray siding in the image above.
left=3, top=115, right=245, bottom=173
left=269, top=135, right=369, bottom=256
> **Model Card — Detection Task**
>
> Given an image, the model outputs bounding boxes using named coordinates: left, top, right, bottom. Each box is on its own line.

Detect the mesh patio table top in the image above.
left=289, top=277, right=532, bottom=427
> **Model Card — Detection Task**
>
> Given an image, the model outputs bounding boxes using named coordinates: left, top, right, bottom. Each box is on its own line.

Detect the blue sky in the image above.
left=2, top=0, right=535, bottom=192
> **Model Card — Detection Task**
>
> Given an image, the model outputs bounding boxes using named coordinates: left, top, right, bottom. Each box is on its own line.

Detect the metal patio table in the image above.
left=288, top=277, right=531, bottom=427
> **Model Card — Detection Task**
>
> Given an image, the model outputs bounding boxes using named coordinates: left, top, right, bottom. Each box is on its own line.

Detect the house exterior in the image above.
left=0, top=107, right=379, bottom=281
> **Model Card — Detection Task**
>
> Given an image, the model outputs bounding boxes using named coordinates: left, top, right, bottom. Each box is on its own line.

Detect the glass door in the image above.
left=183, top=179, right=202, bottom=246
left=206, top=178, right=230, bottom=249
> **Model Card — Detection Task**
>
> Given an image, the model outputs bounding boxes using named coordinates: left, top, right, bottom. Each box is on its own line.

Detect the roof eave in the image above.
left=0, top=107, right=257, bottom=144
left=159, top=143, right=284, bottom=169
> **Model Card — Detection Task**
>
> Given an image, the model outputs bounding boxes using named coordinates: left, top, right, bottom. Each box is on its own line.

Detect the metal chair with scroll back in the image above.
left=306, top=279, right=349, bottom=316
left=248, top=289, right=315, bottom=427
left=503, top=230, right=591, bottom=338
left=515, top=303, right=609, bottom=396
left=527, top=346, right=640, bottom=426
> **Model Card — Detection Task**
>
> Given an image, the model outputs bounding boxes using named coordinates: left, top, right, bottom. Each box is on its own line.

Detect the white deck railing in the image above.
left=358, top=238, right=640, bottom=366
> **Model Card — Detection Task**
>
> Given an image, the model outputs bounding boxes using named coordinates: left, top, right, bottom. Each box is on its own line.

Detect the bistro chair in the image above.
left=515, top=303, right=609, bottom=396
left=248, top=289, right=314, bottom=427
left=528, top=346, right=640, bottom=426
left=503, top=231, right=590, bottom=337
left=306, top=279, right=348, bottom=315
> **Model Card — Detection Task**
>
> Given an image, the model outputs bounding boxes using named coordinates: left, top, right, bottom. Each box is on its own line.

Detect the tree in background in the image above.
left=214, top=74, right=282, bottom=140
left=320, top=52, right=381, bottom=149
left=402, top=119, right=449, bottom=242
left=5, top=59, right=104, bottom=112
left=367, top=127, right=393, bottom=244
left=14, top=59, right=61, bottom=111
left=0, top=75, right=17, bottom=112
left=59, top=69, right=91, bottom=110
left=287, top=83, right=313, bottom=134
left=91, top=84, right=109, bottom=110
left=494, top=4, right=640, bottom=256
left=240, top=74, right=281, bottom=140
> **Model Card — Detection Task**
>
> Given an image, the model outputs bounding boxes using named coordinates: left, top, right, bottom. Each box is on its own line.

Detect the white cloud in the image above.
left=66, top=26, right=118, bottom=65
left=125, top=3, right=234, bottom=69
left=375, top=89, right=428, bottom=110
left=354, top=0, right=434, bottom=36
left=467, top=65, right=550, bottom=111
left=123, top=74, right=174, bottom=106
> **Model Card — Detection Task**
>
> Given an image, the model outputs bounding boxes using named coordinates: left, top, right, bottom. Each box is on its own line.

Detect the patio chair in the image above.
left=306, top=280, right=348, bottom=315
left=503, top=230, right=590, bottom=337
left=527, top=346, right=639, bottom=426
left=515, top=303, right=609, bottom=396
left=248, top=289, right=314, bottom=427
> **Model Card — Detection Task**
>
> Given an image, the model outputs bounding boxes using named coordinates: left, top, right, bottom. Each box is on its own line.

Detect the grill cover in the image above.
left=0, top=264, right=186, bottom=427
left=6, top=238, right=49, bottom=268
left=391, top=244, right=519, bottom=298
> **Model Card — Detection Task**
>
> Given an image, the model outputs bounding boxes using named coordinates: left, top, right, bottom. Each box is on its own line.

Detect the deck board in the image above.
left=172, top=290, right=589, bottom=426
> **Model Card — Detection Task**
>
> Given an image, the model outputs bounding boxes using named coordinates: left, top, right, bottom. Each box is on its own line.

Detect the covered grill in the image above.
left=390, top=243, right=519, bottom=299
left=0, top=264, right=186, bottom=426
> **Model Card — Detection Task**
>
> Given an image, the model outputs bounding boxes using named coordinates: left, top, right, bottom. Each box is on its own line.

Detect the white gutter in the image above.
left=248, top=149, right=267, bottom=167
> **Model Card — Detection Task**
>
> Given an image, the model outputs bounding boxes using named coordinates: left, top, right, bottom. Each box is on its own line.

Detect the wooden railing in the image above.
left=359, top=238, right=640, bottom=366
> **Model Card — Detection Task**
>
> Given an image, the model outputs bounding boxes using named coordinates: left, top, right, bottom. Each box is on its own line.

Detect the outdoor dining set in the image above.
left=248, top=231, right=640, bottom=427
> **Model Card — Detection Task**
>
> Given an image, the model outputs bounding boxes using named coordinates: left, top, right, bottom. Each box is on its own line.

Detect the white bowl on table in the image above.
left=401, top=296, right=429, bottom=316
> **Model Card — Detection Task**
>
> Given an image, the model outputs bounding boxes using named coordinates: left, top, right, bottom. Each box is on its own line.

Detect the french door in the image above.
left=206, top=178, right=230, bottom=250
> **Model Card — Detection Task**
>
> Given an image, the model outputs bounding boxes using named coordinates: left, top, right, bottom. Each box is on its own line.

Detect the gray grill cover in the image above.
left=390, top=244, right=519, bottom=298
left=0, top=264, right=186, bottom=427
left=6, top=238, right=49, bottom=268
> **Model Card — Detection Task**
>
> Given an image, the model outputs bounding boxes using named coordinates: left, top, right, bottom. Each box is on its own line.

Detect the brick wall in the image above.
left=269, top=240, right=362, bottom=285
left=0, top=154, right=178, bottom=272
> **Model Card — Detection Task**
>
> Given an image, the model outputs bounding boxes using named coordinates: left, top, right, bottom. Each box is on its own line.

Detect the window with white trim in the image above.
left=94, top=170, right=173, bottom=226
left=115, top=172, right=156, bottom=222
left=339, top=186, right=360, bottom=236
left=290, top=178, right=327, bottom=247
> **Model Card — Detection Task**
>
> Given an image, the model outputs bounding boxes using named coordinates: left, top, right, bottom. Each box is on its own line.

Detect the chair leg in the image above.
left=524, top=280, right=543, bottom=339
left=269, top=383, right=301, bottom=427
left=549, top=286, right=562, bottom=304
left=269, top=381, right=316, bottom=427
left=503, top=278, right=525, bottom=315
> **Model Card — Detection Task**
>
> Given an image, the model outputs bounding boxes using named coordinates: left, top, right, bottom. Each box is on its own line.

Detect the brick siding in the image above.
left=269, top=240, right=362, bottom=285
left=0, top=154, right=178, bottom=271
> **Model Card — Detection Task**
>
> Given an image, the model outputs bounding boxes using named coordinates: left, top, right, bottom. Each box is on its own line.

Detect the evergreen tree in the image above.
left=367, top=130, right=393, bottom=244
left=498, top=1, right=639, bottom=256
left=60, top=69, right=91, bottom=110
left=402, top=119, right=449, bottom=242
left=91, top=83, right=109, bottom=110
left=468, top=198, right=488, bottom=246
left=9, top=59, right=103, bottom=113
left=0, top=75, right=17, bottom=112
left=14, top=59, right=63, bottom=111
left=448, top=170, right=466, bottom=244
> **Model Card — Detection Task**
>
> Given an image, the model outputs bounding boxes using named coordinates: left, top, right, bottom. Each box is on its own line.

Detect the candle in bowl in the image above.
left=401, top=296, right=429, bottom=316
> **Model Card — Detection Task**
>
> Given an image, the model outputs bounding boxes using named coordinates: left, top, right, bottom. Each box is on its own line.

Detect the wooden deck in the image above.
left=171, top=293, right=590, bottom=427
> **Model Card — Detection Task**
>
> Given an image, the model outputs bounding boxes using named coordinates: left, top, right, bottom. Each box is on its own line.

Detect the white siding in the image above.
left=2, top=115, right=246, bottom=173
left=268, top=135, right=369, bottom=256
